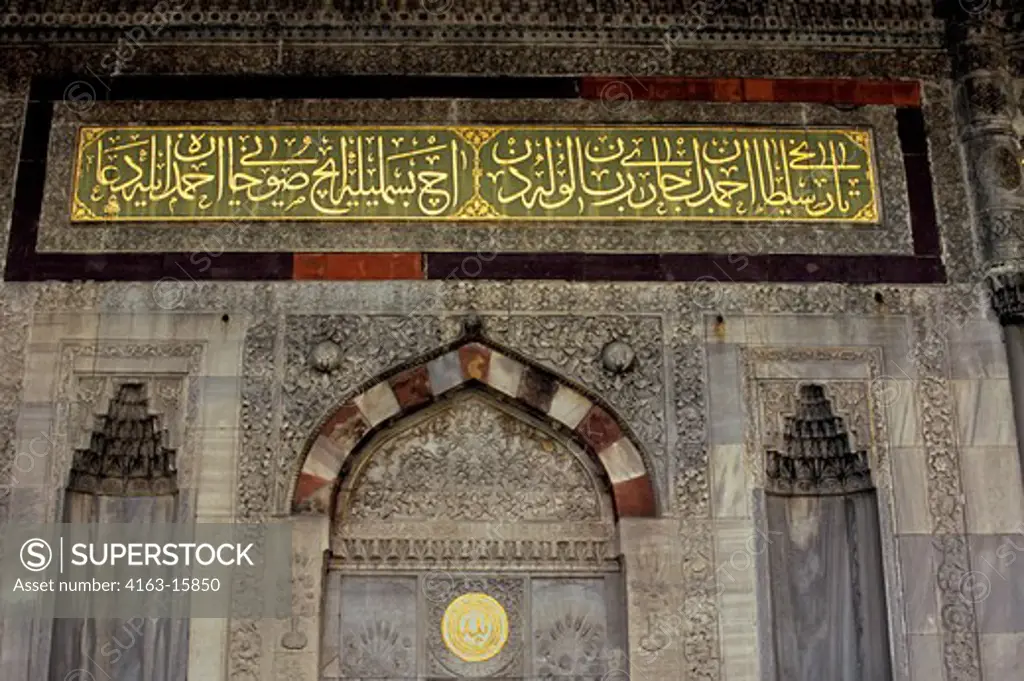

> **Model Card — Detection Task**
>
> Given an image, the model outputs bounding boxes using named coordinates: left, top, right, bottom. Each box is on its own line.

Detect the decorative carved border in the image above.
left=0, top=5, right=945, bottom=51
left=910, top=305, right=982, bottom=681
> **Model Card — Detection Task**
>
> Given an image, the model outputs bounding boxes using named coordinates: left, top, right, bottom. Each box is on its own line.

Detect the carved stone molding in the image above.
left=668, top=313, right=719, bottom=681
left=0, top=1, right=945, bottom=51
left=330, top=537, right=619, bottom=574
left=279, top=551, right=317, bottom=652
left=764, top=384, right=874, bottom=496
left=0, top=298, right=32, bottom=522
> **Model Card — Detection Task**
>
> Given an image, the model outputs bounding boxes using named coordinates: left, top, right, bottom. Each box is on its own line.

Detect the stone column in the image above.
left=990, top=274, right=1024, bottom=473
left=950, top=7, right=1024, bottom=468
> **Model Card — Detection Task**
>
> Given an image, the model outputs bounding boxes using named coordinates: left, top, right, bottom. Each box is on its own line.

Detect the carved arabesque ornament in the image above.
left=339, top=394, right=607, bottom=525
left=0, top=0, right=945, bottom=50
left=670, top=312, right=718, bottom=681
left=911, top=305, right=982, bottom=681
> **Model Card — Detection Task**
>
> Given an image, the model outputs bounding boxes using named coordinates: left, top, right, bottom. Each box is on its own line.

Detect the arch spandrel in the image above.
left=291, top=340, right=658, bottom=520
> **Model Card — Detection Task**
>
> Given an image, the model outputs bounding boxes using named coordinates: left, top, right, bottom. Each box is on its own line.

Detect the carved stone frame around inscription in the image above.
left=40, top=100, right=911, bottom=257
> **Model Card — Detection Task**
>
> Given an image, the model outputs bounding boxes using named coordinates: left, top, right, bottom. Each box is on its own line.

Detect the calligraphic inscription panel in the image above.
left=71, top=126, right=880, bottom=223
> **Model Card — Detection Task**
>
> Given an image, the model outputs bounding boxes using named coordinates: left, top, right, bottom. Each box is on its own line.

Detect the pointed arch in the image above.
left=290, top=339, right=658, bottom=519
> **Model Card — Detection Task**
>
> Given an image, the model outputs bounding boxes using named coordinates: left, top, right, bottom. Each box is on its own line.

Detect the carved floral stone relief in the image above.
left=339, top=394, right=608, bottom=525
left=910, top=304, right=982, bottom=681
left=0, top=299, right=31, bottom=522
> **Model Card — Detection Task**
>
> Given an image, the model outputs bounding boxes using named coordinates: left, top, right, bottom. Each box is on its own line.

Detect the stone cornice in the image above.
left=0, top=2, right=948, bottom=50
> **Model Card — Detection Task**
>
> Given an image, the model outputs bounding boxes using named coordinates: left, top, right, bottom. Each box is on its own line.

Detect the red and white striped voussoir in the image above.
left=292, top=341, right=656, bottom=517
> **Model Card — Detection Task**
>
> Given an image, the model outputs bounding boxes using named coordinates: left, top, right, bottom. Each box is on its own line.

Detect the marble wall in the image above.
left=0, top=283, right=1016, bottom=680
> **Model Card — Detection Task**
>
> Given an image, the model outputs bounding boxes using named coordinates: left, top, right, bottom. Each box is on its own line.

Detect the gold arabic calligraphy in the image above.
left=71, top=125, right=879, bottom=222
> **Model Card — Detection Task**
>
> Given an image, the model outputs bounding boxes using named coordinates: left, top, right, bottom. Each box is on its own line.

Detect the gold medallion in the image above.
left=441, top=592, right=509, bottom=662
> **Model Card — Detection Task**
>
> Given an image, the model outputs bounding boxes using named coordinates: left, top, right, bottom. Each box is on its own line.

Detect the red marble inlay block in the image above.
left=831, top=79, right=859, bottom=105
left=713, top=78, right=743, bottom=102
left=295, top=253, right=423, bottom=280
left=389, top=365, right=432, bottom=409
left=328, top=253, right=424, bottom=280
left=613, top=475, right=657, bottom=517
left=772, top=78, right=836, bottom=103
left=742, top=78, right=775, bottom=102
left=575, top=406, right=624, bottom=453
left=293, top=253, right=327, bottom=280
left=517, top=367, right=558, bottom=413
left=294, top=473, right=331, bottom=507
left=664, top=78, right=716, bottom=101
left=459, top=343, right=491, bottom=382
left=891, top=81, right=921, bottom=107
left=851, top=80, right=895, bottom=105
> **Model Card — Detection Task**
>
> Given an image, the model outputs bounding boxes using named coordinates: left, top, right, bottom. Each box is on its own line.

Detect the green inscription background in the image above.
left=72, top=125, right=879, bottom=223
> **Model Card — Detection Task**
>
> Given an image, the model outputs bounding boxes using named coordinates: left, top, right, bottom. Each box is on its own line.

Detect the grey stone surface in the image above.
left=947, top=320, right=1009, bottom=379
left=710, top=444, right=748, bottom=519
left=765, top=493, right=892, bottom=681
left=896, top=535, right=940, bottom=635
left=951, top=380, right=1017, bottom=448
left=979, top=633, right=1024, bottom=681
left=968, top=533, right=1024, bottom=634
left=907, top=634, right=943, bottom=681
left=960, top=447, right=1024, bottom=534
left=891, top=448, right=932, bottom=534
left=707, top=343, right=742, bottom=446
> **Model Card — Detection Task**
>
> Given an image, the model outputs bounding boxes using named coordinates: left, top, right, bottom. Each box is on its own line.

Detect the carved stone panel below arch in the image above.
left=339, top=391, right=612, bottom=525
left=332, top=390, right=618, bottom=570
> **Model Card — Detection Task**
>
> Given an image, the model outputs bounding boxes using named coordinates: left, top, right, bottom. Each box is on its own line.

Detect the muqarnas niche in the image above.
left=761, top=384, right=893, bottom=681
